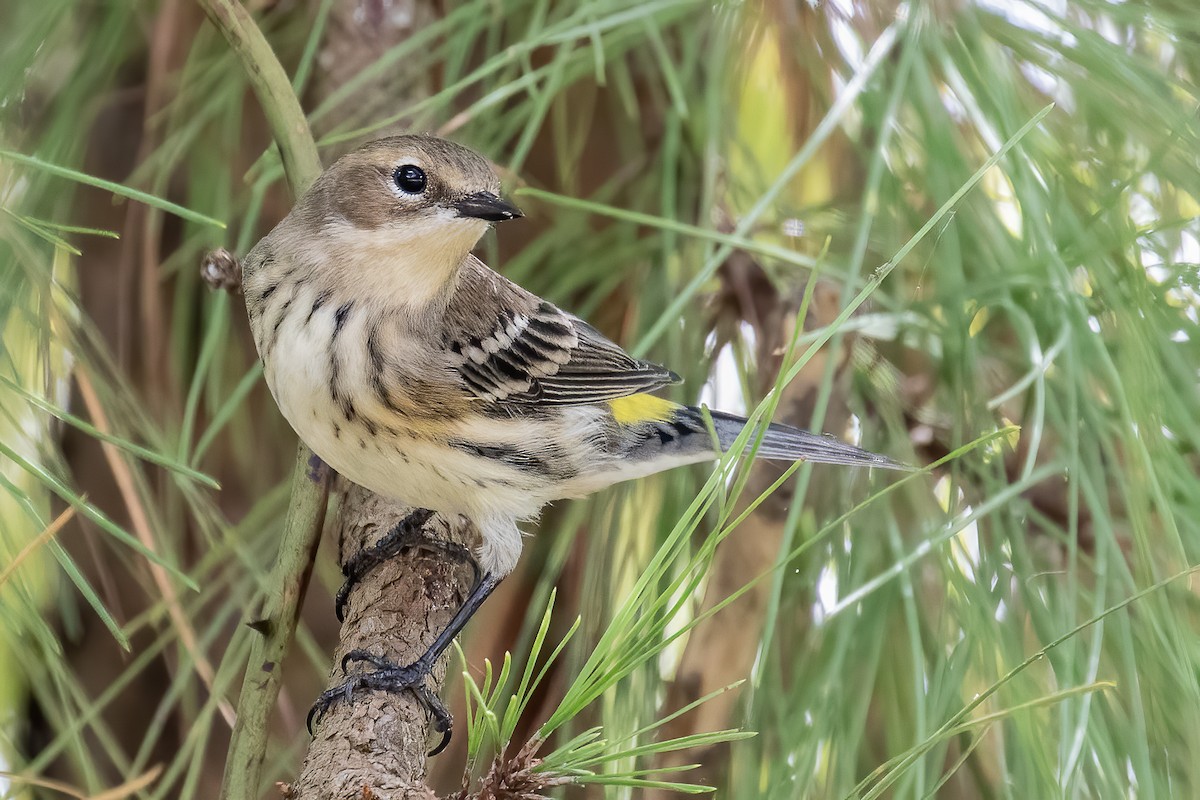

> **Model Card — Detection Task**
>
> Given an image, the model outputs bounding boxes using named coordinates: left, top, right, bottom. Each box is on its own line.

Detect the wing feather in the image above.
left=449, top=300, right=679, bottom=406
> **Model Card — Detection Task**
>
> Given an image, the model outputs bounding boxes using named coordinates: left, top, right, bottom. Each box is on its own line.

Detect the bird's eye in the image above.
left=393, top=164, right=427, bottom=194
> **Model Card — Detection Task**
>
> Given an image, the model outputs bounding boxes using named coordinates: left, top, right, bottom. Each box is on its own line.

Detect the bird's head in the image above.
left=294, top=135, right=522, bottom=304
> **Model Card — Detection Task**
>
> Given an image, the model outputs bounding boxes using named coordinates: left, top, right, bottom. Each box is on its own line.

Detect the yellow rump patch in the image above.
left=608, top=394, right=680, bottom=426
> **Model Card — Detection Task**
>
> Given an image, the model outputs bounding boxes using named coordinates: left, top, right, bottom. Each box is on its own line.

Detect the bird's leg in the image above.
left=309, top=572, right=502, bottom=755
left=335, top=508, right=481, bottom=622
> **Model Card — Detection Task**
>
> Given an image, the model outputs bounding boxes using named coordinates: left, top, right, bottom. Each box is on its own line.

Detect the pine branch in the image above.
left=290, top=484, right=480, bottom=798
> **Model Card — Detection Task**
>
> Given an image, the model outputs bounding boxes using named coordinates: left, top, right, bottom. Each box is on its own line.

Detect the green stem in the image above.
left=198, top=0, right=322, bottom=194
left=195, top=1, right=328, bottom=797
left=219, top=447, right=328, bottom=800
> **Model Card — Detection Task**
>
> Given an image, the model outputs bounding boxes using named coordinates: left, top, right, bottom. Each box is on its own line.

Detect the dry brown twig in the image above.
left=200, top=248, right=242, bottom=293
left=75, top=367, right=238, bottom=727
left=466, top=738, right=568, bottom=800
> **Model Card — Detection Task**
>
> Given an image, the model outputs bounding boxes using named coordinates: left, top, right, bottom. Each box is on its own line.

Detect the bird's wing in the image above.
left=444, top=271, right=679, bottom=407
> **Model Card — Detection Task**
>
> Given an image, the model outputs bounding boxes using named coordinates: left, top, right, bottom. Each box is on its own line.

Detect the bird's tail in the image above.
left=682, top=407, right=908, bottom=471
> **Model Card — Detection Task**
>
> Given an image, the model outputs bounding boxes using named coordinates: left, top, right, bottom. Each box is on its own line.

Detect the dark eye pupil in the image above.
left=394, top=165, right=426, bottom=194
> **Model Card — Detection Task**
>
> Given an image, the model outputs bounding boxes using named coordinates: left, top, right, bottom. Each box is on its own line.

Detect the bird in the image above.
left=240, top=134, right=904, bottom=745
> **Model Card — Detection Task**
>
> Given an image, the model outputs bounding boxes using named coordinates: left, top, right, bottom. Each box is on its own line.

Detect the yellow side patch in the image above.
left=608, top=394, right=680, bottom=426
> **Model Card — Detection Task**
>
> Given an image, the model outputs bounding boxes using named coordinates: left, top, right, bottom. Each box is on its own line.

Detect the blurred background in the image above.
left=2, top=0, right=1200, bottom=797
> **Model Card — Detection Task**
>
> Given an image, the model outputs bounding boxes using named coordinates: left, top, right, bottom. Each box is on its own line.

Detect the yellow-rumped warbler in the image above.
left=242, top=135, right=903, bottom=742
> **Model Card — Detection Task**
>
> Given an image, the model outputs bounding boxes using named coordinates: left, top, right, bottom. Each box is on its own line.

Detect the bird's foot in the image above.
left=306, top=650, right=454, bottom=756
left=335, top=508, right=481, bottom=622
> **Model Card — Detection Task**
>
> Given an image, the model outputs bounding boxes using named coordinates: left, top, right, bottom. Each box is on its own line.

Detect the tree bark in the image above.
left=290, top=484, right=479, bottom=799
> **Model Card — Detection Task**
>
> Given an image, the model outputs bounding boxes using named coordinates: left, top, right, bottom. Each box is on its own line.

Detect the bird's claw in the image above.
left=335, top=508, right=434, bottom=623
left=411, top=683, right=453, bottom=756
left=306, top=676, right=360, bottom=735
left=335, top=509, right=482, bottom=622
left=306, top=652, right=453, bottom=755
left=340, top=648, right=398, bottom=673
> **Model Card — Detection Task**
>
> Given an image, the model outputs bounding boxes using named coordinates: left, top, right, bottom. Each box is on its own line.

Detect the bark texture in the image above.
left=292, top=483, right=479, bottom=799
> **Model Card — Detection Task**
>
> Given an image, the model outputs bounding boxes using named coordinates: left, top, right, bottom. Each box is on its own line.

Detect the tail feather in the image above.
left=697, top=408, right=909, bottom=471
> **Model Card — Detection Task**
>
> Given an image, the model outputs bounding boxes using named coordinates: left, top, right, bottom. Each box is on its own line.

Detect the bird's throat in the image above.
left=323, top=217, right=484, bottom=309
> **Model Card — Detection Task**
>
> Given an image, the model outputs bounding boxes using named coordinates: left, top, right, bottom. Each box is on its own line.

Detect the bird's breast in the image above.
left=247, top=277, right=517, bottom=512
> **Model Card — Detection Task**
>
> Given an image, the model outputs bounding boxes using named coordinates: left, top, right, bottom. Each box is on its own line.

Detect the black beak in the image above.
left=453, top=192, right=523, bottom=222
